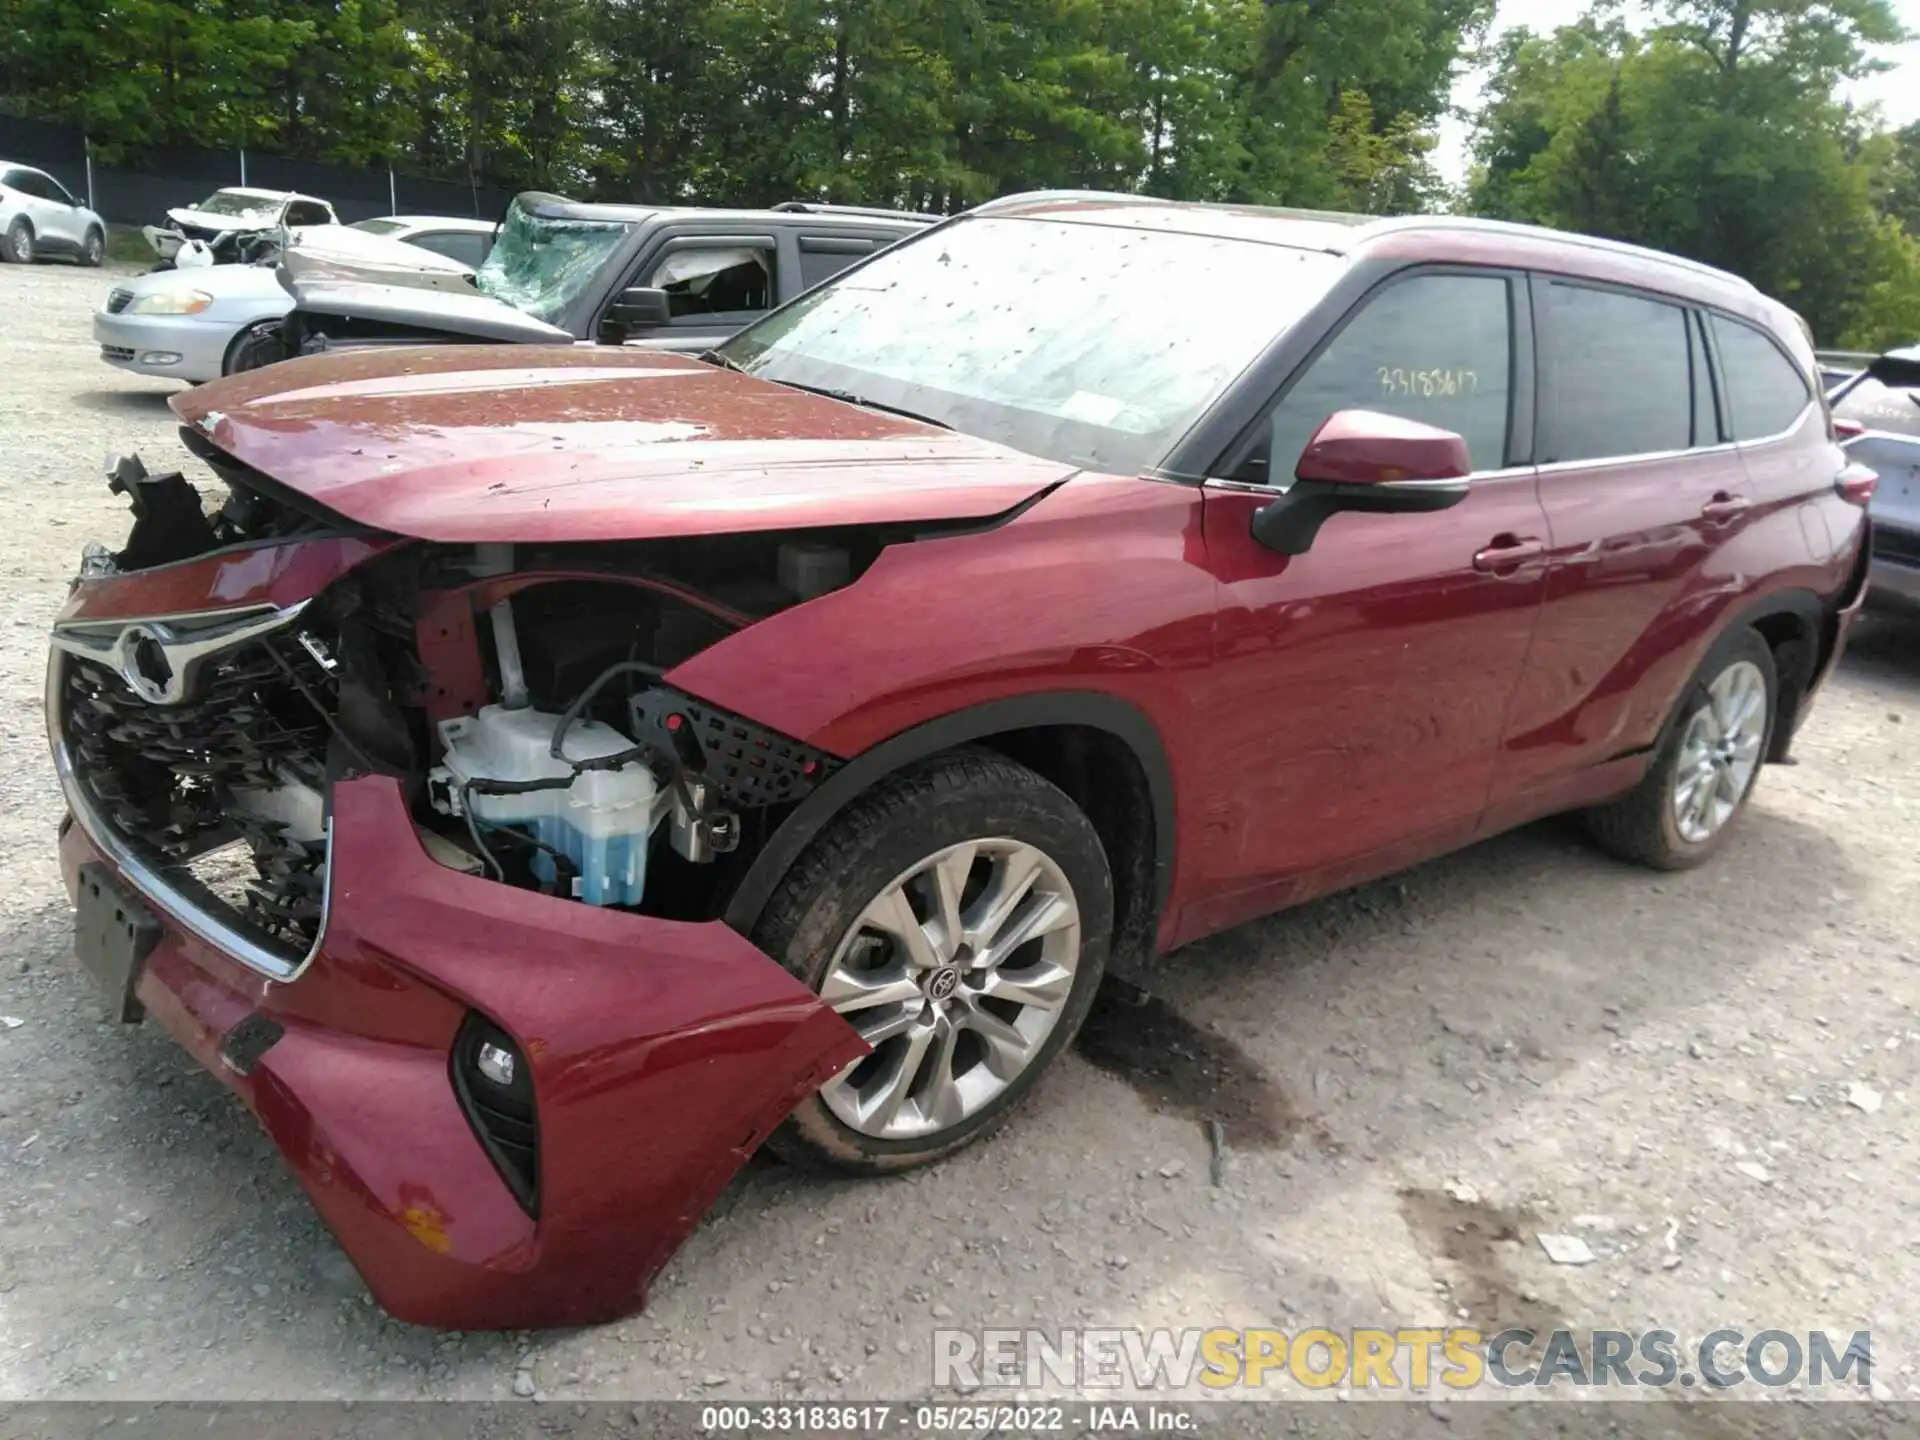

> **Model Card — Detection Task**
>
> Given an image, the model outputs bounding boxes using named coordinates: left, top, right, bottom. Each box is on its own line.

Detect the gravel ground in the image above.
left=2, top=260, right=1919, bottom=1411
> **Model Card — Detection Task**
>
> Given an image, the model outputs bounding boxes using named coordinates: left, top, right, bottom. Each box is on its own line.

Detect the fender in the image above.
left=720, top=691, right=1178, bottom=949
left=1650, top=585, right=1827, bottom=766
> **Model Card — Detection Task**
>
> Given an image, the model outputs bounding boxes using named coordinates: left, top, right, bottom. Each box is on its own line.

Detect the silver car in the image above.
left=1829, top=348, right=1920, bottom=610
left=95, top=215, right=497, bottom=383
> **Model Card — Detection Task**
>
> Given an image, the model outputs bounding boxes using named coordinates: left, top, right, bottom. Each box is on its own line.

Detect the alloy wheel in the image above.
left=817, top=837, right=1081, bottom=1140
left=1671, top=659, right=1767, bottom=844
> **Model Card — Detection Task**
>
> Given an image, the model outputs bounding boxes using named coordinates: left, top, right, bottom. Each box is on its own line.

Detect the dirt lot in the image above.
left=2, top=260, right=1918, bottom=1409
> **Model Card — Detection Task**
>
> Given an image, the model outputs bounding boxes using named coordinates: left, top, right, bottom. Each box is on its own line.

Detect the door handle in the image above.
left=1700, top=492, right=1750, bottom=522
left=1472, top=535, right=1545, bottom=572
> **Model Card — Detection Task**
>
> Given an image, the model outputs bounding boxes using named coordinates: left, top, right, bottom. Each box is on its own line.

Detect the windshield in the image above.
left=720, top=215, right=1342, bottom=473
left=473, top=199, right=630, bottom=326
left=194, top=191, right=280, bottom=218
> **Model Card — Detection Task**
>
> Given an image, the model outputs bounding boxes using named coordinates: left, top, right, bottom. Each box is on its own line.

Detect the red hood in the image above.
left=171, top=346, right=1076, bottom=543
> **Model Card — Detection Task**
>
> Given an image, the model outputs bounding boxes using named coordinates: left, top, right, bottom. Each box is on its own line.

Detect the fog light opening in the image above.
left=138, top=351, right=183, bottom=366
left=450, top=1013, right=539, bottom=1216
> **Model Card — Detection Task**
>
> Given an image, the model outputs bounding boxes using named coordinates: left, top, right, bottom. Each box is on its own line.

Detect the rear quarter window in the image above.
left=1711, top=315, right=1812, bottom=441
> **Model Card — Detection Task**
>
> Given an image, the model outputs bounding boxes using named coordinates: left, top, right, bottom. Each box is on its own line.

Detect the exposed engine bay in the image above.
left=55, top=440, right=886, bottom=968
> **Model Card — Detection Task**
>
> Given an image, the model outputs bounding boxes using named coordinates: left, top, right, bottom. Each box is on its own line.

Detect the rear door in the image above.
left=1486, top=277, right=1741, bottom=821
left=14, top=168, right=75, bottom=247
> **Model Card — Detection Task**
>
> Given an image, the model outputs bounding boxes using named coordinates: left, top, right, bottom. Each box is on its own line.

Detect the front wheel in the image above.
left=757, top=750, right=1112, bottom=1174
left=1, top=218, right=33, bottom=264
left=225, top=320, right=292, bottom=375
left=1586, top=627, right=1778, bottom=869
left=81, top=226, right=105, bottom=267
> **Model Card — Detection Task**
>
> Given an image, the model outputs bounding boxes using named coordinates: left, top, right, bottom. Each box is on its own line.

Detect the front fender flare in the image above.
left=720, top=691, right=1177, bottom=945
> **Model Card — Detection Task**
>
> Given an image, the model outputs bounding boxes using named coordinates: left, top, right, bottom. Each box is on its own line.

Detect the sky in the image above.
left=1434, top=0, right=1920, bottom=184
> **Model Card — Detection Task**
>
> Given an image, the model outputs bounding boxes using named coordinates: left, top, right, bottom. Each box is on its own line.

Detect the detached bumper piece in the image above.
left=59, top=777, right=867, bottom=1329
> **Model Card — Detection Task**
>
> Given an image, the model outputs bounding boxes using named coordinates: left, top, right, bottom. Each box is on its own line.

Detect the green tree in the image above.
left=1467, top=0, right=1908, bottom=342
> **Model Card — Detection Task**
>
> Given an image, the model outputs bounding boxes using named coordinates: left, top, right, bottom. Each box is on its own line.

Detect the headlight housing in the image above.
left=125, top=289, right=214, bottom=316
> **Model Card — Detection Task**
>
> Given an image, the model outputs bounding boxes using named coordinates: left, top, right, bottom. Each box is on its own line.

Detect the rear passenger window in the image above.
left=798, top=236, right=876, bottom=290
left=1540, top=283, right=1692, bottom=463
left=1711, top=315, right=1812, bottom=440
left=1253, top=273, right=1514, bottom=484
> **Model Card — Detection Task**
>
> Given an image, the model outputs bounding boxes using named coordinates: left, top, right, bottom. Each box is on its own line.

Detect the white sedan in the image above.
left=96, top=215, right=497, bottom=382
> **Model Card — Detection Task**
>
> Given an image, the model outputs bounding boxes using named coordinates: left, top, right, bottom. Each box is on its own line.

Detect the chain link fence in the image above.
left=0, top=114, right=515, bottom=226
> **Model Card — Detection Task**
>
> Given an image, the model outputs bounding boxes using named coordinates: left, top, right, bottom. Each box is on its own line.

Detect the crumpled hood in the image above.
left=171, top=344, right=1076, bottom=543
left=282, top=274, right=572, bottom=343
left=165, top=206, right=280, bottom=234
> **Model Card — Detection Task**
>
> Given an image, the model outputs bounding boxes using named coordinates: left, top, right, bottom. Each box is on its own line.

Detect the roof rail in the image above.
left=771, top=201, right=939, bottom=221
left=1365, top=215, right=1758, bottom=292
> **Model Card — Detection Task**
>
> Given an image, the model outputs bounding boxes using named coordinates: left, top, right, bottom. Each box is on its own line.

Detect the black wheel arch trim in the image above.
left=1694, top=586, right=1828, bottom=763
left=721, top=690, right=1177, bottom=946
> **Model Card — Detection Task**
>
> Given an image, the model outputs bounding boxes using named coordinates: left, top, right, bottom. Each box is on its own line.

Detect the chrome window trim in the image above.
left=1203, top=464, right=1535, bottom=495
left=1533, top=400, right=1818, bottom=476
left=47, top=601, right=331, bottom=984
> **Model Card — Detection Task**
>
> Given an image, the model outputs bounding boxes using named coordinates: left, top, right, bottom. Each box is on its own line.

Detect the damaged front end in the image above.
left=48, top=439, right=875, bottom=1327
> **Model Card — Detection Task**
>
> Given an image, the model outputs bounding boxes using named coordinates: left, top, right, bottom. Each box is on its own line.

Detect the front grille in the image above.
left=105, top=288, right=132, bottom=314
left=58, top=633, right=338, bottom=962
left=100, top=345, right=135, bottom=362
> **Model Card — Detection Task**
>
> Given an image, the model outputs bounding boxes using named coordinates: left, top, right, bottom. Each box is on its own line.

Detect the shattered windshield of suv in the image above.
left=720, top=214, right=1342, bottom=474
left=474, top=200, right=632, bottom=327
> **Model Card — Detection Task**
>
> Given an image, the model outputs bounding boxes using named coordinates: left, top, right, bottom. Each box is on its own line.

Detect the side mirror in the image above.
left=1250, top=409, right=1472, bottom=556
left=600, top=285, right=673, bottom=342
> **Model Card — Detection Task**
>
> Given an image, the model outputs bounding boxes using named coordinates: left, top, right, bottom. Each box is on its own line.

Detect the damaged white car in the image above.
left=99, top=216, right=497, bottom=383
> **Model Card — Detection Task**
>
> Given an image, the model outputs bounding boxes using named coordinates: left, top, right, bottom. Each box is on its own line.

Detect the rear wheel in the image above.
left=757, top=750, right=1112, bottom=1174
left=1585, top=627, right=1777, bottom=870
left=225, top=319, right=292, bottom=375
left=1, top=218, right=33, bottom=264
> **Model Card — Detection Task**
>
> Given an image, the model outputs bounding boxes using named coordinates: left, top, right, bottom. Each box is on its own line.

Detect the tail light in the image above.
left=1835, top=462, right=1878, bottom=507
left=1833, top=417, right=1866, bottom=443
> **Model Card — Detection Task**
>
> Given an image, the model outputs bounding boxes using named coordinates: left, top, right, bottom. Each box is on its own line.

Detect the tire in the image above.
left=1585, top=627, right=1778, bottom=870
left=756, top=749, right=1113, bottom=1174
left=225, top=320, right=293, bottom=375
left=81, top=226, right=105, bottom=268
left=1, top=217, right=33, bottom=265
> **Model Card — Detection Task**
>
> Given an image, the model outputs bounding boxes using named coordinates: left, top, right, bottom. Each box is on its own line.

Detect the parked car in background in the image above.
left=1829, top=347, right=1920, bottom=610
left=236, top=192, right=935, bottom=370
left=0, top=161, right=105, bottom=266
left=142, top=186, right=337, bottom=267
left=47, top=194, right=1868, bottom=1329
left=97, top=216, right=498, bottom=383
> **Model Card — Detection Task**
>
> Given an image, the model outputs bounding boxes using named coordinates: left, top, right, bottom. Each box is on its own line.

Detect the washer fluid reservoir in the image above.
left=428, top=705, right=664, bottom=906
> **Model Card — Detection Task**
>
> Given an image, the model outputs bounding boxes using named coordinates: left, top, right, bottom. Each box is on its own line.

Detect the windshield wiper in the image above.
left=698, top=349, right=746, bottom=373
left=776, top=381, right=953, bottom=430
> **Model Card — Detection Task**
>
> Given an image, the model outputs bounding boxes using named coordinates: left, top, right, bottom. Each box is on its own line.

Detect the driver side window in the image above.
left=646, top=244, right=773, bottom=321
left=1238, top=273, right=1515, bottom=488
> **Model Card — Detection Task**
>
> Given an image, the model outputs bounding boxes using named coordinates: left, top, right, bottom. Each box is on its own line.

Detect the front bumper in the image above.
left=93, top=310, right=232, bottom=383
left=56, top=774, right=865, bottom=1329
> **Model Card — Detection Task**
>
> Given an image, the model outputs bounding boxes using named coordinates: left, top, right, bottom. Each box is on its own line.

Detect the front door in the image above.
left=1487, top=278, right=1749, bottom=824
left=1181, top=268, right=1548, bottom=943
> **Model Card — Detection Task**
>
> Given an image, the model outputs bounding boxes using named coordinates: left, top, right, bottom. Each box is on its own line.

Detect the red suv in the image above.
left=49, top=193, right=1870, bottom=1329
